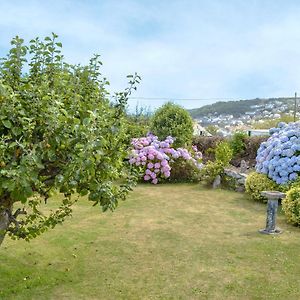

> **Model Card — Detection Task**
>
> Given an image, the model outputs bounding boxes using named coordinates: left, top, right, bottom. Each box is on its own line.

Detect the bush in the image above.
left=168, top=158, right=201, bottom=183
left=239, top=136, right=268, bottom=167
left=245, top=172, right=279, bottom=202
left=128, top=134, right=203, bottom=184
left=151, top=102, right=193, bottom=148
left=124, top=107, right=151, bottom=145
left=215, top=141, right=233, bottom=166
left=289, top=178, right=300, bottom=189
left=222, top=175, right=239, bottom=191
left=192, top=135, right=268, bottom=167
left=256, top=122, right=300, bottom=185
left=199, top=141, right=233, bottom=187
left=124, top=119, right=149, bottom=146
left=230, top=132, right=247, bottom=156
left=200, top=161, right=224, bottom=186
left=282, top=187, right=300, bottom=226
left=192, top=136, right=225, bottom=162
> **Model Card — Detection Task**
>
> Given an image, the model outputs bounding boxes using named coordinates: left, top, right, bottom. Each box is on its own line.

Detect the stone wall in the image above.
left=222, top=168, right=248, bottom=192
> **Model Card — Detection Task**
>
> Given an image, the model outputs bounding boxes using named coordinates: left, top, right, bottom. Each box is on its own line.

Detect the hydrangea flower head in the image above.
left=129, top=133, right=203, bottom=184
left=256, top=122, right=300, bottom=184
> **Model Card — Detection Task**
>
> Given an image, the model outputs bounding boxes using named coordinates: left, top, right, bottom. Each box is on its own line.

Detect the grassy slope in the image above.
left=1, top=184, right=300, bottom=300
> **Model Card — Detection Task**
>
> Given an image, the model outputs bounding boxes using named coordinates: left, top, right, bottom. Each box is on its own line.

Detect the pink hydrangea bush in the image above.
left=128, top=134, right=203, bottom=184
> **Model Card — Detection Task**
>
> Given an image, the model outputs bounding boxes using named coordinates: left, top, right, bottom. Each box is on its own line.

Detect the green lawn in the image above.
left=1, top=184, right=300, bottom=299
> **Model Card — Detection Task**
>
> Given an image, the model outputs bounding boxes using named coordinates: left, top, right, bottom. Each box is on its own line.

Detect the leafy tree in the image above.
left=151, top=102, right=193, bottom=147
left=230, top=132, right=247, bottom=156
left=0, top=34, right=140, bottom=246
left=215, top=141, right=233, bottom=166
left=124, top=104, right=151, bottom=144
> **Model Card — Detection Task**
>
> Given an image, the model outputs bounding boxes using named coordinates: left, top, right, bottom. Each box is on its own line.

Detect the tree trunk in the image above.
left=0, top=203, right=12, bottom=247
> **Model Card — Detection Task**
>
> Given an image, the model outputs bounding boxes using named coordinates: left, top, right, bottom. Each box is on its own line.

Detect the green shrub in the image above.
left=199, top=142, right=233, bottom=187
left=192, top=136, right=268, bottom=167
left=215, top=141, right=233, bottom=166
left=200, top=161, right=224, bottom=186
left=245, top=172, right=279, bottom=202
left=282, top=187, right=300, bottom=226
left=151, top=102, right=193, bottom=147
left=192, top=136, right=224, bottom=162
left=288, top=177, right=300, bottom=189
left=237, top=136, right=268, bottom=167
left=230, top=132, right=247, bottom=156
left=222, top=175, right=238, bottom=191
left=167, top=158, right=201, bottom=183
left=124, top=119, right=149, bottom=146
left=125, top=105, right=151, bottom=145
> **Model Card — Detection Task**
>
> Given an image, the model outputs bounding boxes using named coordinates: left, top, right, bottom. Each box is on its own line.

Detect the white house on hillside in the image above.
left=193, top=122, right=212, bottom=136
left=247, top=129, right=270, bottom=137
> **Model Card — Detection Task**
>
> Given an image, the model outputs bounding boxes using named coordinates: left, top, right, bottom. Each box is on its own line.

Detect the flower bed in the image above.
left=129, top=134, right=203, bottom=184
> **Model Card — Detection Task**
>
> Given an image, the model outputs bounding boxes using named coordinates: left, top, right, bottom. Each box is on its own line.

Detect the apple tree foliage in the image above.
left=0, top=33, right=140, bottom=245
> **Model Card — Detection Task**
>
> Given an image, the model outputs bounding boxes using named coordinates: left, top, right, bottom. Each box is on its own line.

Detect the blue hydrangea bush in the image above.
left=256, top=122, right=300, bottom=185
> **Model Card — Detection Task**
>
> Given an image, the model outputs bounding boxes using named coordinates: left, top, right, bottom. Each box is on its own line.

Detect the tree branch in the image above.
left=13, top=208, right=27, bottom=218
left=7, top=208, right=26, bottom=234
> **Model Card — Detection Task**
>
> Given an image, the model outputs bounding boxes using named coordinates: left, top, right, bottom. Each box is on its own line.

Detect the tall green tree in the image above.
left=151, top=102, right=193, bottom=147
left=0, top=34, right=140, bottom=246
left=123, top=104, right=151, bottom=144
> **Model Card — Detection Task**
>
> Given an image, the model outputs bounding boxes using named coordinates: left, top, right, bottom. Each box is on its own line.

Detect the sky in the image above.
left=1, top=0, right=300, bottom=112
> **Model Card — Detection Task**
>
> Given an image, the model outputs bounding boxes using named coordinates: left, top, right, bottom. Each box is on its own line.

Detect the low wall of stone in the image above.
left=222, top=168, right=248, bottom=192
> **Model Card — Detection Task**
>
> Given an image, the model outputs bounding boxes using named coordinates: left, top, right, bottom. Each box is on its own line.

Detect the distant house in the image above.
left=193, top=122, right=212, bottom=136
left=217, top=128, right=230, bottom=137
left=247, top=129, right=270, bottom=137
left=245, top=111, right=256, bottom=116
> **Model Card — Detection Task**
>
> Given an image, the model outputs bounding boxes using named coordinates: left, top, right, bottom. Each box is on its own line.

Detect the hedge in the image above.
left=192, top=136, right=268, bottom=167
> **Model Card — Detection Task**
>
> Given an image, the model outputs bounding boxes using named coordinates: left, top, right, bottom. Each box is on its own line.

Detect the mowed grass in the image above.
left=1, top=184, right=300, bottom=300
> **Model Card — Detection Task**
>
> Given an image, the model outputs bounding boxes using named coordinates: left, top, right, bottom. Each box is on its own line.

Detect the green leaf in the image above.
left=2, top=119, right=12, bottom=128
left=83, top=118, right=90, bottom=126
left=56, top=175, right=64, bottom=183
left=8, top=142, right=17, bottom=148
left=12, top=127, right=21, bottom=136
left=11, top=189, right=27, bottom=203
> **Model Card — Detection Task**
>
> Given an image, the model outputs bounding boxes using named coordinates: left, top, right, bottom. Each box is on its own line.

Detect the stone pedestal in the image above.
left=259, top=191, right=285, bottom=235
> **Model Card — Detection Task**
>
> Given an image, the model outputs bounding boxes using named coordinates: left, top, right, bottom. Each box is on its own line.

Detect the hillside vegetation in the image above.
left=188, top=98, right=294, bottom=118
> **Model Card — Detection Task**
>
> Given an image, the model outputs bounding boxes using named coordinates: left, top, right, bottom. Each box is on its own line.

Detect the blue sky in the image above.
left=1, top=0, right=300, bottom=111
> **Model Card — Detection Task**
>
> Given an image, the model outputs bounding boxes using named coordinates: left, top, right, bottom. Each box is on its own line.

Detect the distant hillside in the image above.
left=188, top=98, right=293, bottom=118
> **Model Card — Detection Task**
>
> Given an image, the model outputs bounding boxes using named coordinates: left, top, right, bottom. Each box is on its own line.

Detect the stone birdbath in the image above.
left=259, top=191, right=285, bottom=235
